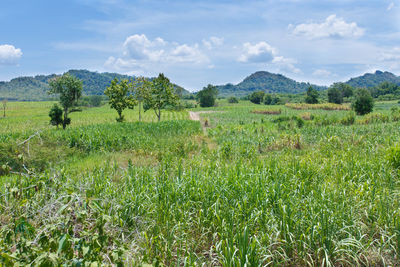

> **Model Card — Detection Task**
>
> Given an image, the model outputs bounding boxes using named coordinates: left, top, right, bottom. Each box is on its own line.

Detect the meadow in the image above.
left=1, top=100, right=400, bottom=266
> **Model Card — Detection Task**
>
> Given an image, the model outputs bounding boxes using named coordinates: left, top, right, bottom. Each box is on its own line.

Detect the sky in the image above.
left=1, top=0, right=400, bottom=91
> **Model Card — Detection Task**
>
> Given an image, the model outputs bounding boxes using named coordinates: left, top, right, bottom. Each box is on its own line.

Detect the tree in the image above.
left=249, top=91, right=265, bottom=104
left=144, top=73, right=179, bottom=121
left=89, top=95, right=103, bottom=107
left=132, top=76, right=151, bottom=121
left=49, top=104, right=63, bottom=128
left=352, top=88, right=374, bottom=115
left=2, top=99, right=6, bottom=117
left=264, top=94, right=272, bottom=105
left=49, top=73, right=83, bottom=129
left=197, top=84, right=218, bottom=107
left=305, top=86, right=319, bottom=104
left=327, top=87, right=343, bottom=104
left=104, top=78, right=137, bottom=122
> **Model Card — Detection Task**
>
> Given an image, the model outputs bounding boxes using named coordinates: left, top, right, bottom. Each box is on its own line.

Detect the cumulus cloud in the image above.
left=0, top=44, right=22, bottom=65
left=291, top=14, right=364, bottom=39
left=238, top=41, right=300, bottom=73
left=238, top=42, right=276, bottom=63
left=106, top=34, right=208, bottom=70
left=202, top=36, right=224, bottom=49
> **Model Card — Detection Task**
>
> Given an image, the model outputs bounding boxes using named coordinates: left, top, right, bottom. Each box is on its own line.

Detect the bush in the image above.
left=228, top=97, right=239, bottom=103
left=197, top=84, right=218, bottom=107
left=49, top=104, right=63, bottom=128
left=340, top=112, right=356, bottom=125
left=352, top=89, right=374, bottom=115
left=249, top=91, right=265, bottom=104
left=305, top=86, right=319, bottom=104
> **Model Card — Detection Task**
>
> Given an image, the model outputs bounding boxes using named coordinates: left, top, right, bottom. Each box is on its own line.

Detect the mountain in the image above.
left=216, top=71, right=326, bottom=97
left=344, top=70, right=400, bottom=88
left=0, top=69, right=190, bottom=101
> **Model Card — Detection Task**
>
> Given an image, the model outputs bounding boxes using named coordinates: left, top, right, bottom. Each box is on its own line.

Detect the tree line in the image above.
left=48, top=73, right=179, bottom=129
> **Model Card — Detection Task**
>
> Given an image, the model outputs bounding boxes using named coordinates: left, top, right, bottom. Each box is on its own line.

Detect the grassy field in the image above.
left=1, top=100, right=400, bottom=265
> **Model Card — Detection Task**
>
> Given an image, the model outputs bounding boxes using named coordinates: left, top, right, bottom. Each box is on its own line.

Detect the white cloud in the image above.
left=105, top=34, right=209, bottom=71
left=203, top=36, right=224, bottom=49
left=238, top=41, right=300, bottom=73
left=0, top=44, right=22, bottom=65
left=291, top=14, right=365, bottom=39
left=380, top=47, right=400, bottom=61
left=238, top=42, right=276, bottom=63
left=387, top=2, right=395, bottom=11
left=312, top=69, right=332, bottom=77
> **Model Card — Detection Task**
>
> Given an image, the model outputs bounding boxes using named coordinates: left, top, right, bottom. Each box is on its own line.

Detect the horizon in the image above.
left=1, top=0, right=399, bottom=91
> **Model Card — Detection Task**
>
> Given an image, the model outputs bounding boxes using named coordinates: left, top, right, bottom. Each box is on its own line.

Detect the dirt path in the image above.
left=189, top=111, right=220, bottom=121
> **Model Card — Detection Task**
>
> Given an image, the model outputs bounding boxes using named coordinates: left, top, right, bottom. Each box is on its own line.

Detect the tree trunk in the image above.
left=139, top=101, right=142, bottom=121
left=63, top=109, right=68, bottom=130
left=3, top=107, right=5, bottom=117
left=157, top=108, right=161, bottom=122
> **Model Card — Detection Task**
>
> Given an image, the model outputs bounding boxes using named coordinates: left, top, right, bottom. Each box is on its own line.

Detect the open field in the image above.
left=1, top=100, right=400, bottom=265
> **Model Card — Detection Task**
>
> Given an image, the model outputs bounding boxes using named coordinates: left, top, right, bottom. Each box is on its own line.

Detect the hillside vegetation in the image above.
left=0, top=69, right=189, bottom=101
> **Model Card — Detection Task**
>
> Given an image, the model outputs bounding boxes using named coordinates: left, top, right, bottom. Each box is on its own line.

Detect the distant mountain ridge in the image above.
left=345, top=70, right=400, bottom=88
left=216, top=71, right=327, bottom=97
left=0, top=69, right=189, bottom=101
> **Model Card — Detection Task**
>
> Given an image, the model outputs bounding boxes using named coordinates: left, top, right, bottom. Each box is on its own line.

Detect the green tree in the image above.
left=305, top=86, right=319, bottom=104
left=89, top=95, right=103, bottom=107
left=352, top=88, right=374, bottom=115
left=49, top=104, right=63, bottom=128
left=144, top=73, right=179, bottom=121
left=132, top=76, right=151, bottom=121
left=104, top=78, right=137, bottom=122
left=264, top=94, right=272, bottom=105
left=197, top=84, right=218, bottom=107
left=48, top=73, right=83, bottom=129
left=249, top=91, right=265, bottom=104
left=2, top=99, right=6, bottom=117
left=327, top=87, right=343, bottom=104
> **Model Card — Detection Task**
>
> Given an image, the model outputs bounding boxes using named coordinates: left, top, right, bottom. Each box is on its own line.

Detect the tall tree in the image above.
left=327, top=87, right=343, bottom=104
left=132, top=77, right=151, bottom=122
left=197, top=84, right=218, bottom=107
left=2, top=99, right=6, bottom=117
left=144, top=73, right=179, bottom=122
left=305, top=86, right=319, bottom=104
left=249, top=91, right=265, bottom=104
left=48, top=73, right=83, bottom=129
left=352, top=88, right=374, bottom=115
left=104, top=78, right=137, bottom=122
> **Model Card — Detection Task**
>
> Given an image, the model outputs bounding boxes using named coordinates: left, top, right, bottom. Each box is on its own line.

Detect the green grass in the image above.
left=1, top=100, right=400, bottom=265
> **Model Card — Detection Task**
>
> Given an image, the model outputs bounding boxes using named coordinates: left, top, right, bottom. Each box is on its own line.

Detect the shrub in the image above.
left=340, top=112, right=356, bottom=125
left=352, top=89, right=373, bottom=115
left=228, top=97, right=239, bottom=103
left=49, top=104, right=63, bottom=128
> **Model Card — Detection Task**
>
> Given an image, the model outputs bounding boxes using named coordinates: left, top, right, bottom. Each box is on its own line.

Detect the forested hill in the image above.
left=345, top=70, right=400, bottom=88
left=216, top=71, right=327, bottom=97
left=0, top=69, right=189, bottom=101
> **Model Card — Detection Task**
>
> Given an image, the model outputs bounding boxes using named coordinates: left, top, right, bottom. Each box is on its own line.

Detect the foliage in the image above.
left=144, top=73, right=179, bottom=121
left=370, top=81, right=400, bottom=98
left=197, top=84, right=218, bottom=107
left=227, top=96, right=239, bottom=103
left=132, top=76, right=151, bottom=121
left=352, top=88, right=374, bottom=115
left=328, top=87, right=343, bottom=104
left=49, top=104, right=63, bottom=128
left=305, top=86, right=319, bottom=104
left=346, top=70, right=400, bottom=88
left=387, top=143, right=400, bottom=169
left=249, top=91, right=265, bottom=104
left=264, top=94, right=281, bottom=105
left=48, top=73, right=83, bottom=129
left=104, top=78, right=137, bottom=122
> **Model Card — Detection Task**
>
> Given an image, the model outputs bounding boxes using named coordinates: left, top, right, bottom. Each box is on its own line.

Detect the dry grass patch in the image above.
left=286, top=103, right=350, bottom=110
left=251, top=109, right=282, bottom=115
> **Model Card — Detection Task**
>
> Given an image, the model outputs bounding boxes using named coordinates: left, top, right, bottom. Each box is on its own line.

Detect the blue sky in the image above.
left=1, top=0, right=400, bottom=91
